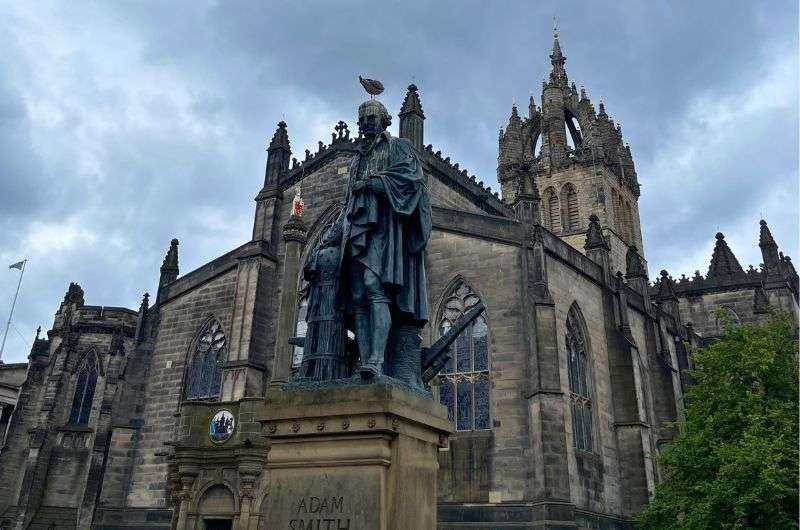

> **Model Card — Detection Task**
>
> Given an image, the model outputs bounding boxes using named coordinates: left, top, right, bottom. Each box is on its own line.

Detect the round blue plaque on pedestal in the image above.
left=209, top=409, right=235, bottom=443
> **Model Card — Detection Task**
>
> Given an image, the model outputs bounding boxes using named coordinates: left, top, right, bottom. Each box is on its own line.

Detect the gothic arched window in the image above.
left=69, top=355, right=98, bottom=425
left=437, top=281, right=490, bottom=431
left=544, top=187, right=561, bottom=233
left=566, top=304, right=593, bottom=452
left=715, top=306, right=741, bottom=332
left=184, top=320, right=226, bottom=401
left=562, top=183, right=580, bottom=232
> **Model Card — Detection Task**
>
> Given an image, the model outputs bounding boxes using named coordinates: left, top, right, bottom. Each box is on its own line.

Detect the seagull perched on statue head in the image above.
left=359, top=76, right=384, bottom=98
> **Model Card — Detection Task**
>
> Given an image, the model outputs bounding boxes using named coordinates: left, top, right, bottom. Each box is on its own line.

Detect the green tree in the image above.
left=640, top=311, right=798, bottom=529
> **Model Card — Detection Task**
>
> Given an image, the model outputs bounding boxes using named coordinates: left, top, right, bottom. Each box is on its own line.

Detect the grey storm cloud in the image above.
left=0, top=1, right=796, bottom=362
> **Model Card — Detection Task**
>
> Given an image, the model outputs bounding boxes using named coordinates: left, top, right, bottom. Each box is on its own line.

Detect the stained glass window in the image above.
left=567, top=304, right=593, bottom=452
left=69, top=356, right=98, bottom=425
left=437, top=281, right=490, bottom=431
left=185, top=320, right=226, bottom=401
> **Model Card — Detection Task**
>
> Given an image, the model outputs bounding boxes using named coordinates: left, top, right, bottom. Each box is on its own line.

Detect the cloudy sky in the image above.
left=0, top=1, right=797, bottom=363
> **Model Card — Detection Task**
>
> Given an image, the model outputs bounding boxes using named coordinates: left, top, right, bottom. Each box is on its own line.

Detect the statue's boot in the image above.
left=353, top=307, right=373, bottom=376
left=360, top=301, right=390, bottom=378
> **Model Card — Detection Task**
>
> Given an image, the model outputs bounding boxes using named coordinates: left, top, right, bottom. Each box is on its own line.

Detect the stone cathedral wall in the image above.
left=546, top=255, right=623, bottom=514
left=126, top=269, right=238, bottom=508
left=425, top=230, right=526, bottom=503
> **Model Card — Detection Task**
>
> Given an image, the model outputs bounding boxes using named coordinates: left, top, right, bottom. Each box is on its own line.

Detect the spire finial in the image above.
left=400, top=82, right=424, bottom=116
left=268, top=120, right=290, bottom=151
left=759, top=218, right=780, bottom=272
left=759, top=219, right=777, bottom=247
left=657, top=270, right=678, bottom=302
left=548, top=19, right=567, bottom=86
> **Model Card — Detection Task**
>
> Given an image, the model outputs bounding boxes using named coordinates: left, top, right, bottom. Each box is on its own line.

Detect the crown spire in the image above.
left=549, top=19, right=568, bottom=86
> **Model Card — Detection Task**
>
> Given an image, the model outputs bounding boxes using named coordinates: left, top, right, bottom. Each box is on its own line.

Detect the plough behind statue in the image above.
left=289, top=301, right=485, bottom=388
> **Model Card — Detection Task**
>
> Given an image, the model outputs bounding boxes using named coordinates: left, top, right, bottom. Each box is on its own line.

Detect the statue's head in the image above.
left=358, top=99, right=391, bottom=139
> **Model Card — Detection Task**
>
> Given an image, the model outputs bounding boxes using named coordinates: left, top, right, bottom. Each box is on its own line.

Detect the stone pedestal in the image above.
left=260, top=383, right=452, bottom=530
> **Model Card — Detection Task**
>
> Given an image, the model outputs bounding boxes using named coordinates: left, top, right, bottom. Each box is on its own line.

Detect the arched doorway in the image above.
left=197, top=484, right=235, bottom=530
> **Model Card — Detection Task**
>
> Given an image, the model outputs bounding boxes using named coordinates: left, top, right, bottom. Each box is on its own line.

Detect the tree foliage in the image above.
left=640, top=311, right=798, bottom=529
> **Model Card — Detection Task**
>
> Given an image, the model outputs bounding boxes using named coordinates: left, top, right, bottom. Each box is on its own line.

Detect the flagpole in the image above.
left=0, top=260, right=26, bottom=363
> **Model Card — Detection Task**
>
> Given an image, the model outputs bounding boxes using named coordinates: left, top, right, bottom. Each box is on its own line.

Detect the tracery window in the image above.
left=715, top=306, right=740, bottom=332
left=437, top=281, right=490, bottom=431
left=566, top=304, right=593, bottom=452
left=184, top=319, right=226, bottom=401
left=544, top=187, right=561, bottom=233
left=562, top=183, right=580, bottom=232
left=69, top=355, right=98, bottom=425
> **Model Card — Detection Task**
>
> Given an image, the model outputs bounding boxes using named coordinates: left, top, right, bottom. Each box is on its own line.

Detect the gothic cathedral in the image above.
left=0, top=32, right=797, bottom=530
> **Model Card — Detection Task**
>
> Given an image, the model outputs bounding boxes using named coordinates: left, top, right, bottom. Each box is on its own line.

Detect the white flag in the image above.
left=8, top=260, right=24, bottom=270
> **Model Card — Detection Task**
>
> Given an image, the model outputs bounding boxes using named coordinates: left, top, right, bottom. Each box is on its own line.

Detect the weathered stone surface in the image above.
left=261, top=384, right=452, bottom=530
